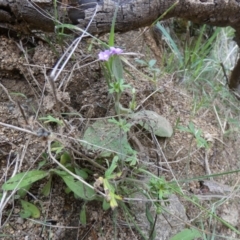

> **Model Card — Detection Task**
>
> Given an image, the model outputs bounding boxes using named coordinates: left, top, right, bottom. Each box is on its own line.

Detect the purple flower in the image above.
left=98, top=47, right=123, bottom=61
left=98, top=49, right=111, bottom=61
left=109, top=47, right=123, bottom=55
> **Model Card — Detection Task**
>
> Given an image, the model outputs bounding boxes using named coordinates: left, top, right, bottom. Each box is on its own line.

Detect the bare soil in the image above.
left=0, top=30, right=240, bottom=240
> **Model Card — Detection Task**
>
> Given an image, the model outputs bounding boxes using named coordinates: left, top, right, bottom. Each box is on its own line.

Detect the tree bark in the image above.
left=1, top=0, right=240, bottom=90
left=1, top=0, right=240, bottom=38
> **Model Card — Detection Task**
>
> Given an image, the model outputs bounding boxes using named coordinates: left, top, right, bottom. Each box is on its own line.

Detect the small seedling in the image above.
left=108, top=118, right=131, bottom=132
left=39, top=115, right=63, bottom=125
left=149, top=177, right=178, bottom=201
left=178, top=122, right=209, bottom=149
left=135, top=58, right=161, bottom=84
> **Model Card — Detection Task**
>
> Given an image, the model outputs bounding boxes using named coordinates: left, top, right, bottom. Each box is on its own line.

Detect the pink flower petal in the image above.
left=98, top=47, right=123, bottom=61
left=110, top=47, right=123, bottom=55
left=98, top=50, right=111, bottom=61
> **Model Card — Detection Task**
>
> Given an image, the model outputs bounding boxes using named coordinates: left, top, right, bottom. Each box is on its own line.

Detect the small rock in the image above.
left=220, top=203, right=239, bottom=227
left=16, top=217, right=24, bottom=224
left=131, top=192, right=188, bottom=239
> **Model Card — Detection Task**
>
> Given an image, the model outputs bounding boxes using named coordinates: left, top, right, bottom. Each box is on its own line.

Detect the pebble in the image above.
left=16, top=217, right=24, bottom=224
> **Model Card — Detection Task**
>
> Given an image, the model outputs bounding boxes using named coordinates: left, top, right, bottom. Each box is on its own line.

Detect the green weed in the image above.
left=2, top=4, right=240, bottom=239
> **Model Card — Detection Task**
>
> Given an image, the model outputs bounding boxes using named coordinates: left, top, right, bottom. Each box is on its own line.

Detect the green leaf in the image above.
left=75, top=168, right=88, bottom=179
left=2, top=170, right=48, bottom=191
left=60, top=152, right=71, bottom=165
left=41, top=178, right=52, bottom=197
left=135, top=59, right=147, bottom=66
left=82, top=119, right=135, bottom=158
left=51, top=169, right=68, bottom=177
left=39, top=115, right=63, bottom=125
left=10, top=92, right=27, bottom=98
left=170, top=228, right=202, bottom=240
left=65, top=165, right=75, bottom=173
left=129, top=110, right=173, bottom=137
left=58, top=174, right=96, bottom=201
left=19, top=209, right=32, bottom=219
left=145, top=202, right=154, bottom=225
left=105, top=156, right=118, bottom=178
left=145, top=202, right=158, bottom=240
left=80, top=204, right=87, bottom=225
left=108, top=5, right=118, bottom=46
left=109, top=79, right=130, bottom=94
left=17, top=184, right=32, bottom=198
left=156, top=22, right=183, bottom=65
left=178, top=125, right=191, bottom=133
left=189, top=122, right=195, bottom=133
left=38, top=159, right=47, bottom=169
left=64, top=186, right=72, bottom=194
left=112, top=56, right=123, bottom=80
left=51, top=141, right=64, bottom=154
left=20, top=200, right=41, bottom=218
left=148, top=59, right=157, bottom=68
left=108, top=118, right=131, bottom=132
left=125, top=153, right=138, bottom=166
left=102, top=198, right=111, bottom=210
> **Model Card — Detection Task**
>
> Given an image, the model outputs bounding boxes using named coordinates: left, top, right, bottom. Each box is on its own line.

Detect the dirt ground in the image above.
left=1, top=29, right=240, bottom=240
